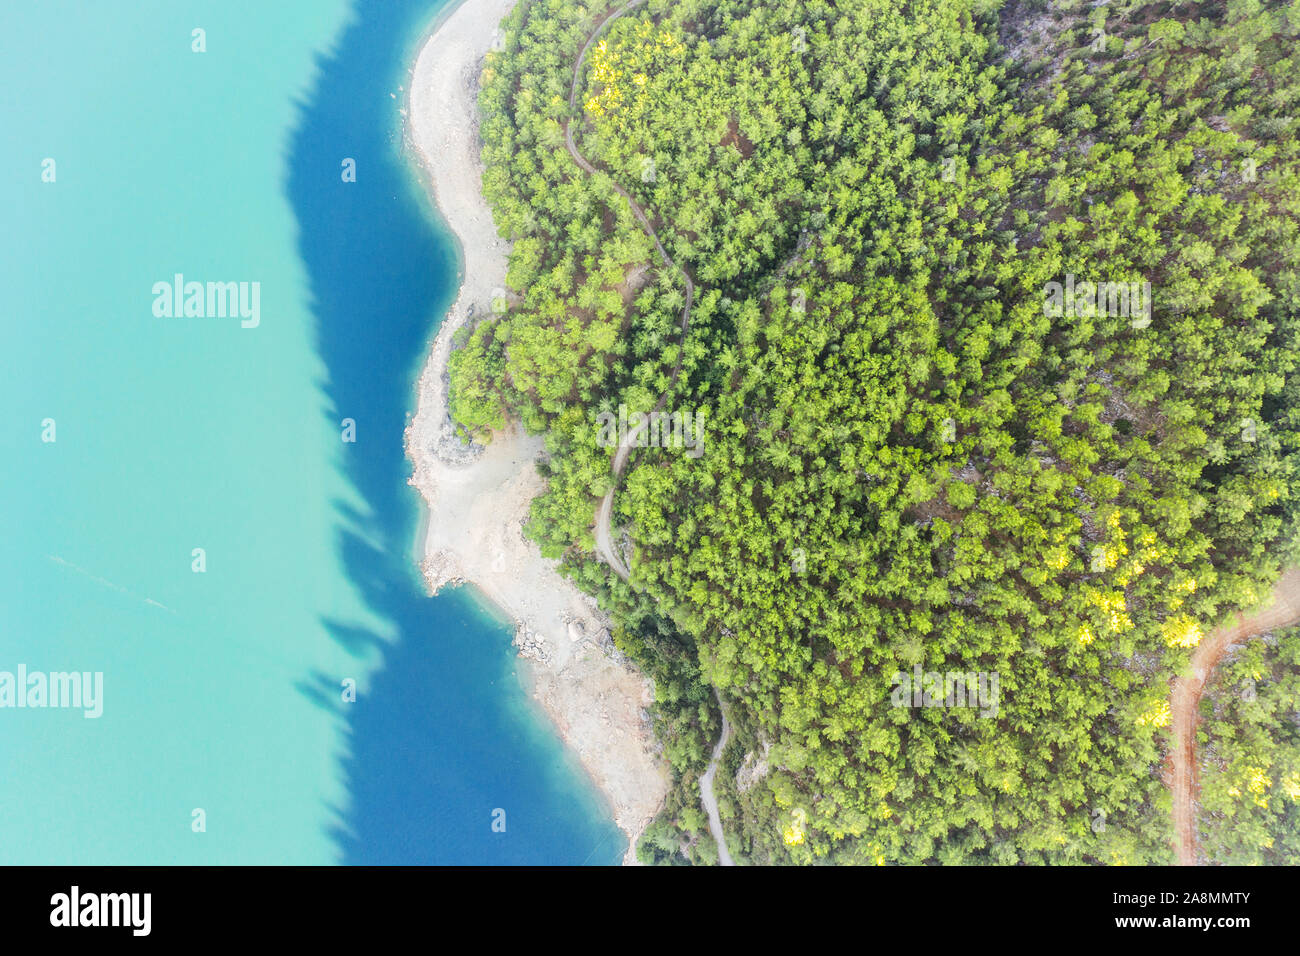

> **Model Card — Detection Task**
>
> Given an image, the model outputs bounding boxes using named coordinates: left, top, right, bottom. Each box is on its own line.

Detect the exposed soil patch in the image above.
left=720, top=118, right=755, bottom=158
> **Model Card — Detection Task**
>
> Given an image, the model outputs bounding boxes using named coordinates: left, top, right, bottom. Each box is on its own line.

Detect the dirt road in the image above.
left=1169, top=566, right=1300, bottom=864
left=698, top=688, right=735, bottom=865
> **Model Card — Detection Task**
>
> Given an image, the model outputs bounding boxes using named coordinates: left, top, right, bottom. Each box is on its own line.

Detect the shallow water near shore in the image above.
left=0, top=0, right=622, bottom=864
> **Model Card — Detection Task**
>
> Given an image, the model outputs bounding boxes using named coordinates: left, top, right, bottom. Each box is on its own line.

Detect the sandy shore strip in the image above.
left=403, top=0, right=670, bottom=863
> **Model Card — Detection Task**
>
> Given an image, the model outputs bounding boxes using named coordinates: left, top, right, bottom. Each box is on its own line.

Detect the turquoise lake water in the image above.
left=0, top=0, right=624, bottom=864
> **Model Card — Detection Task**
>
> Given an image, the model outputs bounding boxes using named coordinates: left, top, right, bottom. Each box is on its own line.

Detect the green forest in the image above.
left=450, top=0, right=1300, bottom=863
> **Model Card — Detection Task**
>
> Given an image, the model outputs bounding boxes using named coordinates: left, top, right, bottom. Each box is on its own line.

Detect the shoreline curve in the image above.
left=402, top=0, right=671, bottom=864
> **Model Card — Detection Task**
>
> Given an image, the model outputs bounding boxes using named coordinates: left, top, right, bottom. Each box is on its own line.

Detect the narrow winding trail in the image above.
left=564, top=0, right=694, bottom=584
left=697, top=689, right=735, bottom=866
left=562, top=0, right=732, bottom=864
left=1170, top=566, right=1300, bottom=864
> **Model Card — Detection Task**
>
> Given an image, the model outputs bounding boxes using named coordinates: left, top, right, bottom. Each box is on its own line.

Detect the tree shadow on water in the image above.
left=283, top=0, right=623, bottom=864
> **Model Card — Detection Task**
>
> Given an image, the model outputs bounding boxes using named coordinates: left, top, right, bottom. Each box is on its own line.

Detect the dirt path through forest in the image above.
left=698, top=689, right=735, bottom=865
left=563, top=0, right=694, bottom=583
left=563, top=0, right=736, bottom=864
left=1169, top=566, right=1300, bottom=864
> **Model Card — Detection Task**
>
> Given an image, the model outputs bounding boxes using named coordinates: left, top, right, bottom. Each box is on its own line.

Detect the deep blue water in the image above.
left=288, top=0, right=625, bottom=864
